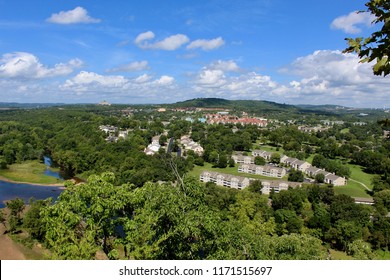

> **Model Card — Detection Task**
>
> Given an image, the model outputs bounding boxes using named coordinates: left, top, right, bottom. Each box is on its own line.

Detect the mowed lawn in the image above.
left=333, top=162, right=374, bottom=198
left=0, top=161, right=62, bottom=185
left=334, top=180, right=371, bottom=198
left=347, top=163, right=374, bottom=190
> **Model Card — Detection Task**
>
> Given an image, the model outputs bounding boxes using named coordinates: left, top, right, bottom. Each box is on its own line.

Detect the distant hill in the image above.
left=0, top=102, right=65, bottom=109
left=172, top=98, right=231, bottom=108
left=295, top=104, right=350, bottom=111
left=171, top=98, right=317, bottom=116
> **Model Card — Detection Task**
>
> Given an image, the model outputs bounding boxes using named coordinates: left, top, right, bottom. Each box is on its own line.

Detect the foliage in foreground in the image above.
left=7, top=172, right=387, bottom=260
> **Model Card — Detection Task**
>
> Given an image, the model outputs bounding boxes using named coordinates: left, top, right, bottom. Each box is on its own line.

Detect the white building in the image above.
left=238, top=164, right=287, bottom=178
left=200, top=171, right=250, bottom=190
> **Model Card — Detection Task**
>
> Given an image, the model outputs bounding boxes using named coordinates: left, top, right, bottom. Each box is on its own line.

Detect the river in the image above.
left=0, top=181, right=63, bottom=208
left=0, top=156, right=64, bottom=208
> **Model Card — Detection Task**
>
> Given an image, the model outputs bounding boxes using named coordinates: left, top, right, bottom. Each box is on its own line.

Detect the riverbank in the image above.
left=0, top=175, right=64, bottom=187
left=0, top=161, right=64, bottom=186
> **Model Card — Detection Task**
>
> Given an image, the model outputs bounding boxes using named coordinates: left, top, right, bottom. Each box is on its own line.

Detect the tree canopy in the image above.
left=344, top=0, right=390, bottom=76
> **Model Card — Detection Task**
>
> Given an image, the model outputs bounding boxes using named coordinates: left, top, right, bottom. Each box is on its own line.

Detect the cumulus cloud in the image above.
left=134, top=31, right=155, bottom=45
left=134, top=31, right=189, bottom=51
left=209, top=60, right=240, bottom=72
left=47, top=7, right=101, bottom=24
left=135, top=73, right=152, bottom=83
left=60, top=71, right=177, bottom=100
left=155, top=75, right=175, bottom=85
left=106, top=61, right=149, bottom=73
left=276, top=49, right=390, bottom=106
left=62, top=71, right=129, bottom=92
left=192, top=61, right=277, bottom=100
left=187, top=37, right=225, bottom=51
left=331, top=11, right=375, bottom=34
left=0, top=52, right=83, bottom=79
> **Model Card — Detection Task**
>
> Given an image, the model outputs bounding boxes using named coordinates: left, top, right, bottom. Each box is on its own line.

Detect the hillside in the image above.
left=171, top=98, right=337, bottom=117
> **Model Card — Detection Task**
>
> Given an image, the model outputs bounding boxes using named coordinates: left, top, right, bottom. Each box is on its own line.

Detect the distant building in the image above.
left=320, top=120, right=344, bottom=126
left=298, top=126, right=328, bottom=133
left=205, top=114, right=268, bottom=127
left=144, top=135, right=161, bottom=155
left=252, top=150, right=274, bottom=160
left=98, top=100, right=111, bottom=106
left=354, top=197, right=374, bottom=205
left=261, top=180, right=302, bottom=195
left=231, top=155, right=255, bottom=164
left=180, top=135, right=204, bottom=155
left=200, top=171, right=250, bottom=190
left=118, top=130, right=128, bottom=138
left=238, top=164, right=287, bottom=178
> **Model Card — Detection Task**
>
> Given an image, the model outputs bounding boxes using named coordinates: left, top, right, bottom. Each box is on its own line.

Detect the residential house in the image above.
left=144, top=135, right=161, bottom=155
left=180, top=135, right=204, bottom=155
left=231, top=155, right=255, bottom=164
left=252, top=150, right=273, bottom=160
left=261, top=180, right=302, bottom=195
left=324, top=173, right=347, bottom=186
left=200, top=171, right=250, bottom=190
left=118, top=130, right=128, bottom=138
left=238, top=164, right=287, bottom=178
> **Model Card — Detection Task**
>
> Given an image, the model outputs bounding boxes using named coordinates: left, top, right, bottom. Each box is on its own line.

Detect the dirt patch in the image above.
left=0, top=224, right=26, bottom=260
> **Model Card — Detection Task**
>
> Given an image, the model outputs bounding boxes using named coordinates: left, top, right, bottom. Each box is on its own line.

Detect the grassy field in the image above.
left=334, top=180, right=371, bottom=198
left=0, top=161, right=63, bottom=185
left=188, top=162, right=287, bottom=181
left=347, top=163, right=373, bottom=190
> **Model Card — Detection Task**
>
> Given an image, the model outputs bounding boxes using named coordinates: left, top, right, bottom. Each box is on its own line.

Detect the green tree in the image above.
left=315, top=173, right=325, bottom=183
left=254, top=156, right=266, bottom=166
left=347, top=239, right=376, bottom=260
left=5, top=198, right=25, bottom=233
left=41, top=173, right=133, bottom=259
left=23, top=198, right=51, bottom=240
left=270, top=153, right=281, bottom=164
left=247, top=180, right=263, bottom=194
left=6, top=198, right=25, bottom=218
left=344, top=0, right=390, bottom=76
left=288, top=170, right=304, bottom=182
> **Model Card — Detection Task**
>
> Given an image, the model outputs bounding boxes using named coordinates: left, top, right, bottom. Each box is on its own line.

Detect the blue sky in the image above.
left=0, top=0, right=388, bottom=108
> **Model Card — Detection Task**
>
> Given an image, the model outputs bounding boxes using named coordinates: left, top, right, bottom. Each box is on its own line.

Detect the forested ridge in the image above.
left=0, top=103, right=389, bottom=260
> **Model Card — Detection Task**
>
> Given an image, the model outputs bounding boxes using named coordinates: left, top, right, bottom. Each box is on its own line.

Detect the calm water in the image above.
left=43, top=156, right=64, bottom=180
left=0, top=156, right=64, bottom=208
left=0, top=180, right=63, bottom=208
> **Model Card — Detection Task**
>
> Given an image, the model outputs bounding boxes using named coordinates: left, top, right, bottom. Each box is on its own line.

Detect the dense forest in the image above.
left=0, top=101, right=389, bottom=260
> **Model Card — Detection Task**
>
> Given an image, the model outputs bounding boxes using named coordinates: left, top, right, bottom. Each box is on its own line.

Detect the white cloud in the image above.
left=155, top=75, right=175, bottom=85
left=187, top=37, right=225, bottom=51
left=60, top=71, right=177, bottom=101
left=62, top=71, right=129, bottom=92
left=135, top=31, right=189, bottom=51
left=195, top=69, right=226, bottom=87
left=209, top=60, right=240, bottom=72
left=106, top=61, right=149, bottom=73
left=134, top=31, right=155, bottom=45
left=331, top=11, right=375, bottom=34
left=275, top=49, right=390, bottom=106
left=134, top=73, right=152, bottom=83
left=47, top=7, right=101, bottom=24
left=0, top=52, right=83, bottom=79
left=152, top=34, right=190, bottom=51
